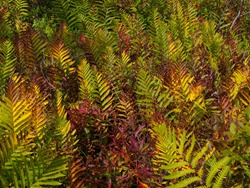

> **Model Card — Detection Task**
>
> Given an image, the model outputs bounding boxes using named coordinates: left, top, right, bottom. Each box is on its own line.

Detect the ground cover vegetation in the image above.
left=0, top=0, right=250, bottom=187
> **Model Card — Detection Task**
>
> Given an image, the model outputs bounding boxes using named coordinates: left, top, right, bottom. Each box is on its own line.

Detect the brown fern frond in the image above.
left=69, top=155, right=86, bottom=188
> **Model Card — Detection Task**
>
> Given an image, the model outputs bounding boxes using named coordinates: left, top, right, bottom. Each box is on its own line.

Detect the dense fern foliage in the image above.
left=0, top=0, right=250, bottom=187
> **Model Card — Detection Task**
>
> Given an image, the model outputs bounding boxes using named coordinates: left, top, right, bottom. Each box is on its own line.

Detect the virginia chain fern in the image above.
left=152, top=123, right=230, bottom=187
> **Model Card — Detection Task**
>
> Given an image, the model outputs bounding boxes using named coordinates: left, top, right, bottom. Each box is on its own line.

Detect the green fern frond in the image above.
left=161, top=161, right=189, bottom=171
left=136, top=69, right=173, bottom=118
left=9, top=0, right=29, bottom=17
left=164, top=168, right=195, bottom=180
left=213, top=165, right=230, bottom=188
left=206, top=156, right=230, bottom=187
left=149, top=9, right=169, bottom=62
left=90, top=28, right=117, bottom=64
left=153, top=123, right=230, bottom=187
left=185, top=134, right=195, bottom=162
left=167, top=176, right=201, bottom=188
left=78, top=59, right=97, bottom=101
left=191, top=142, right=209, bottom=167
left=168, top=1, right=199, bottom=54
left=92, top=0, right=120, bottom=30
left=30, top=31, right=47, bottom=63
left=52, top=0, right=81, bottom=30
left=202, top=22, right=223, bottom=60
left=0, top=40, right=16, bottom=93
left=30, top=156, right=68, bottom=187
left=16, top=0, right=29, bottom=17
left=55, top=90, right=77, bottom=154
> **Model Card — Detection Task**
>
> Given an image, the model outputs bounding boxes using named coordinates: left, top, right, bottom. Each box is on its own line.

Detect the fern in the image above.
left=153, top=123, right=231, bottom=187
left=0, top=6, right=13, bottom=38
left=149, top=9, right=169, bottom=63
left=116, top=93, right=135, bottom=120
left=206, top=157, right=230, bottom=187
left=95, top=72, right=114, bottom=111
left=50, top=41, right=75, bottom=75
left=0, top=40, right=16, bottom=93
left=78, top=59, right=114, bottom=111
left=88, top=27, right=117, bottom=64
left=69, top=155, right=86, bottom=188
left=167, top=176, right=202, bottom=188
left=136, top=69, right=173, bottom=119
left=168, top=1, right=199, bottom=55
left=229, top=63, right=250, bottom=106
left=11, top=0, right=29, bottom=17
left=202, top=21, right=223, bottom=71
left=0, top=96, right=31, bottom=135
left=52, top=0, right=81, bottom=30
left=93, top=0, right=119, bottom=30
left=7, top=0, right=29, bottom=35
left=0, top=77, right=75, bottom=187
left=78, top=59, right=97, bottom=102
left=213, top=165, right=230, bottom=188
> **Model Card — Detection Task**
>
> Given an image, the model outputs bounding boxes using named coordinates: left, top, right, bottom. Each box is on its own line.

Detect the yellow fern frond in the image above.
left=50, top=42, right=75, bottom=74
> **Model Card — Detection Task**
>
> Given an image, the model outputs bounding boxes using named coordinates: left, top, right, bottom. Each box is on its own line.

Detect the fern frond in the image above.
left=230, top=65, right=250, bottom=104
left=52, top=0, right=81, bottom=30
left=149, top=9, right=169, bottom=63
left=161, top=161, right=189, bottom=171
left=136, top=69, right=173, bottom=118
left=153, top=123, right=230, bottom=187
left=185, top=134, right=195, bottom=162
left=206, top=156, right=230, bottom=187
left=167, top=176, right=201, bottom=188
left=89, top=28, right=117, bottom=64
left=69, top=155, right=86, bottom=188
left=0, top=40, right=16, bottom=93
left=202, top=21, right=223, bottom=72
left=213, top=165, right=230, bottom=188
left=92, top=0, right=120, bottom=30
left=0, top=96, right=31, bottom=134
left=164, top=168, right=195, bottom=180
left=168, top=1, right=199, bottom=54
left=28, top=85, right=47, bottom=140
left=14, top=0, right=29, bottom=17
left=55, top=90, right=77, bottom=155
left=50, top=42, right=75, bottom=75
left=78, top=59, right=97, bottom=101
left=30, top=156, right=68, bottom=187
left=191, top=142, right=209, bottom=167
left=95, top=72, right=114, bottom=111
left=116, top=93, right=134, bottom=120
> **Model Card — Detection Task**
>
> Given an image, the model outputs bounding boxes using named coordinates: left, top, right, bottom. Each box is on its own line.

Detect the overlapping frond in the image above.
left=22, top=30, right=47, bottom=74
left=89, top=28, right=117, bottom=64
left=52, top=0, right=81, bottom=30
left=78, top=59, right=114, bottom=111
left=0, top=77, right=75, bottom=187
left=153, top=123, right=230, bottom=187
left=136, top=69, right=173, bottom=119
left=168, top=1, right=199, bottom=54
